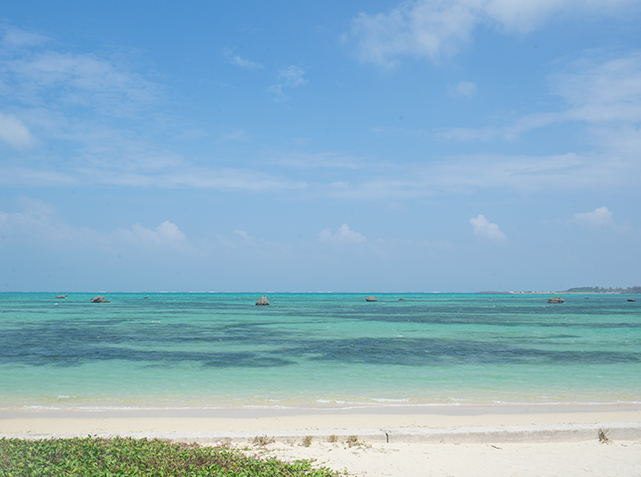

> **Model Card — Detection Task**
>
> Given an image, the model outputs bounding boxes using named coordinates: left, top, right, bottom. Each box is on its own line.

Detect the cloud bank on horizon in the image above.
left=0, top=1, right=639, bottom=292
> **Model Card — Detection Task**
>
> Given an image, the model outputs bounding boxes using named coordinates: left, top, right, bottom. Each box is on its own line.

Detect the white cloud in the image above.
left=0, top=198, right=97, bottom=245
left=275, top=151, right=367, bottom=169
left=345, top=0, right=639, bottom=66
left=268, top=66, right=307, bottom=103
left=278, top=66, right=307, bottom=87
left=1, top=35, right=160, bottom=116
left=553, top=52, right=641, bottom=123
left=573, top=206, right=614, bottom=227
left=233, top=230, right=252, bottom=240
left=346, top=1, right=476, bottom=67
left=439, top=51, right=641, bottom=144
left=318, top=150, right=626, bottom=200
left=0, top=161, right=309, bottom=191
left=0, top=26, right=49, bottom=48
left=447, top=81, right=477, bottom=98
left=0, top=27, right=170, bottom=186
left=223, top=47, right=263, bottom=69
left=0, top=113, right=35, bottom=147
left=470, top=214, right=506, bottom=241
left=428, top=49, right=641, bottom=195
left=438, top=112, right=559, bottom=141
left=267, top=83, right=288, bottom=103
left=0, top=198, right=190, bottom=251
left=319, top=224, right=367, bottom=244
left=1, top=142, right=631, bottom=197
left=119, top=221, right=187, bottom=246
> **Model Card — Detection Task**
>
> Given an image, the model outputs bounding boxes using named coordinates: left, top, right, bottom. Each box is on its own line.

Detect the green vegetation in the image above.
left=0, top=436, right=342, bottom=476
left=345, top=436, right=360, bottom=448
left=564, top=286, right=641, bottom=294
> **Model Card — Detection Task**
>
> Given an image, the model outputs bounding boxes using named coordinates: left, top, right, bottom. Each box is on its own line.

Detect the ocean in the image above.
left=1, top=292, right=639, bottom=410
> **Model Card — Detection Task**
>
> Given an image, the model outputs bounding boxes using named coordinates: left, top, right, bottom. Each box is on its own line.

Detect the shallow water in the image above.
left=1, top=292, right=640, bottom=409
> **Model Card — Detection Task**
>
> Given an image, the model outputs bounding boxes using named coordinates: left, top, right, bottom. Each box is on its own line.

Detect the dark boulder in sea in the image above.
left=628, top=299, right=636, bottom=302
left=399, top=298, right=406, bottom=301
left=55, top=294, right=67, bottom=299
left=91, top=295, right=110, bottom=303
left=547, top=296, right=564, bottom=304
left=365, top=295, right=378, bottom=302
left=256, top=295, right=270, bottom=306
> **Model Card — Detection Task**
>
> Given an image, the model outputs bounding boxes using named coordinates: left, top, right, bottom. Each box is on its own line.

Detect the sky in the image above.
left=1, top=0, right=640, bottom=292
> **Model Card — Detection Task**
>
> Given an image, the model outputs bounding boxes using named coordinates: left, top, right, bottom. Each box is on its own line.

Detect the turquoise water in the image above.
left=1, top=292, right=640, bottom=410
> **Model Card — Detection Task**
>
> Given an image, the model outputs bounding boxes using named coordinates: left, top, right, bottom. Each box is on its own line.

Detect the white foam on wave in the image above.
left=371, top=398, right=410, bottom=403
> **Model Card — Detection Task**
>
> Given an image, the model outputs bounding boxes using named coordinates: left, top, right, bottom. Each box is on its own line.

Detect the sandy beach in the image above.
left=2, top=404, right=640, bottom=476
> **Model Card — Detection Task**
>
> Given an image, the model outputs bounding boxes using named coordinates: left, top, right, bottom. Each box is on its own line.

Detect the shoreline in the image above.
left=2, top=398, right=641, bottom=413
left=2, top=403, right=640, bottom=442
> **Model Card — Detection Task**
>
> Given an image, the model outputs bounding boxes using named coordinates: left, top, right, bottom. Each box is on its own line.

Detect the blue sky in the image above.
left=1, top=0, right=640, bottom=292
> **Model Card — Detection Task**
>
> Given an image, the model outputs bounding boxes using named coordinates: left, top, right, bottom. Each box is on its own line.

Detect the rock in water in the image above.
left=547, top=296, right=564, bottom=304
left=91, top=295, right=110, bottom=303
left=256, top=295, right=270, bottom=306
left=55, top=294, right=67, bottom=299
left=365, top=295, right=378, bottom=302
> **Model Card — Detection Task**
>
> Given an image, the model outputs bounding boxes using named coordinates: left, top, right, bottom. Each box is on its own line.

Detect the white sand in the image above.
left=249, top=439, right=641, bottom=477
left=1, top=405, right=640, bottom=476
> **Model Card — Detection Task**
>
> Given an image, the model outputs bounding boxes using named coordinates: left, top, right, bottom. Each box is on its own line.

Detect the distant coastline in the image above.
left=478, top=286, right=641, bottom=295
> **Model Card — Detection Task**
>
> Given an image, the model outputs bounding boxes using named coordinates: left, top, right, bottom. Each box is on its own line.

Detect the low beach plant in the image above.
left=251, top=435, right=275, bottom=447
left=345, top=436, right=360, bottom=447
left=598, top=429, right=611, bottom=444
left=302, top=436, right=313, bottom=447
left=0, top=436, right=342, bottom=476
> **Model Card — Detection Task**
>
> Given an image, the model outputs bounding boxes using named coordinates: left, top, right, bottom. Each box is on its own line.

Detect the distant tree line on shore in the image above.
left=564, top=286, right=641, bottom=294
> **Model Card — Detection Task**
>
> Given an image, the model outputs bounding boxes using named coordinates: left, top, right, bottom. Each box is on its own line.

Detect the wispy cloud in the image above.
left=345, top=1, right=476, bottom=67
left=469, top=214, right=506, bottom=241
left=4, top=49, right=161, bottom=115
left=0, top=28, right=313, bottom=193
left=553, top=51, right=641, bottom=124
left=440, top=51, right=641, bottom=142
left=447, top=81, right=477, bottom=98
left=0, top=25, right=171, bottom=185
left=1, top=26, right=638, bottom=201
left=223, top=47, right=263, bottom=69
left=344, top=0, right=639, bottom=67
left=267, top=83, right=288, bottom=103
left=0, top=25, right=49, bottom=48
left=437, top=112, right=559, bottom=142
left=274, top=150, right=367, bottom=169
left=315, top=150, right=627, bottom=200
left=269, top=65, right=307, bottom=102
left=278, top=65, right=307, bottom=87
left=0, top=112, right=35, bottom=148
